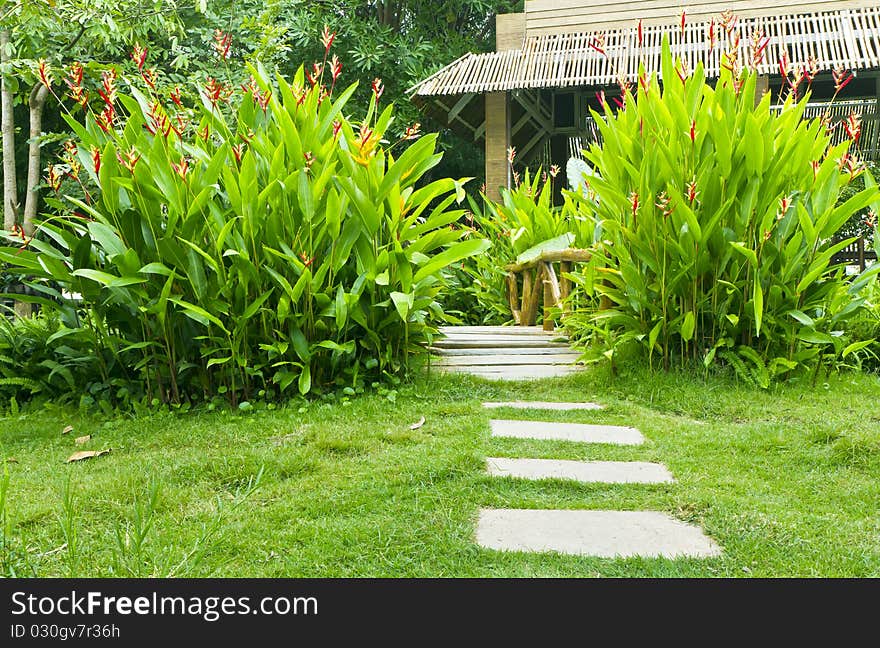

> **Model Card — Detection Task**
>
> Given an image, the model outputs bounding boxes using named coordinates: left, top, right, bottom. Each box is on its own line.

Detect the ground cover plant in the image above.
left=562, top=37, right=880, bottom=384
left=1, top=366, right=879, bottom=577
left=0, top=37, right=488, bottom=406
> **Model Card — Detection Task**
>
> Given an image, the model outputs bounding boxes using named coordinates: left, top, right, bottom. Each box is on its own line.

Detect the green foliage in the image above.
left=566, top=37, right=880, bottom=383
left=447, top=172, right=593, bottom=325
left=1, top=55, right=488, bottom=404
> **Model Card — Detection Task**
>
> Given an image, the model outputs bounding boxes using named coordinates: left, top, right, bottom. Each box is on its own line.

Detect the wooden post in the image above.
left=542, top=262, right=562, bottom=332
left=505, top=271, right=521, bottom=324
left=522, top=265, right=544, bottom=326
left=859, top=237, right=866, bottom=272
left=560, top=261, right=571, bottom=313
left=485, top=91, right=510, bottom=202
left=755, top=75, right=769, bottom=107
left=520, top=268, right=532, bottom=326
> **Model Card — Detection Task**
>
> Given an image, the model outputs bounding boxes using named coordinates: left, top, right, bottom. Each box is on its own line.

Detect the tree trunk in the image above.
left=1, top=29, right=18, bottom=231
left=23, top=83, right=48, bottom=236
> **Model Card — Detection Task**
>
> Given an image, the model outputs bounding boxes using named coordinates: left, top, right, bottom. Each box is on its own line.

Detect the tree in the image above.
left=0, top=0, right=186, bottom=315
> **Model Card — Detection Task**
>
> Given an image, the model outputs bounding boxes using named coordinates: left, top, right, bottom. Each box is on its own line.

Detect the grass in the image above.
left=1, top=362, right=880, bottom=577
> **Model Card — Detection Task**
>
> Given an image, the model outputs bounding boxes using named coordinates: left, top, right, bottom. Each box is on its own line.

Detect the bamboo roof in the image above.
left=409, top=6, right=880, bottom=96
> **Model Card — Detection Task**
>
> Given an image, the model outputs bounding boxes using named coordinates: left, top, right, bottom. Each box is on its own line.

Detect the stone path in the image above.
left=478, top=401, right=720, bottom=560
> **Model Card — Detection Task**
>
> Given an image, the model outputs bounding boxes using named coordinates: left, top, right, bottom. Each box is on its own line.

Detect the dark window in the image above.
left=554, top=92, right=575, bottom=129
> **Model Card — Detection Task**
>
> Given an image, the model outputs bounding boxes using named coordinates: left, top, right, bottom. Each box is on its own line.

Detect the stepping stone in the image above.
left=476, top=509, right=721, bottom=558
left=490, top=419, right=644, bottom=445
left=482, top=401, right=603, bottom=410
left=486, top=458, right=674, bottom=484
left=443, top=366, right=581, bottom=380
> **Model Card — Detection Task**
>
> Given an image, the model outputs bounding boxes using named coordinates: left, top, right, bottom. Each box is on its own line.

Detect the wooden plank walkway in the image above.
left=432, top=326, right=583, bottom=380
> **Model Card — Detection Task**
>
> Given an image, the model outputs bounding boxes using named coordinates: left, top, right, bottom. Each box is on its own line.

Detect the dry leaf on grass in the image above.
left=3, top=457, right=17, bottom=464
left=61, top=425, right=74, bottom=435
left=409, top=416, right=426, bottom=430
left=74, top=435, right=91, bottom=446
left=66, top=449, right=111, bottom=463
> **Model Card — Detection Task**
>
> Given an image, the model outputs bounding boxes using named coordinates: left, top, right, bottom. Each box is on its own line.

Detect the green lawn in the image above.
left=2, top=364, right=880, bottom=577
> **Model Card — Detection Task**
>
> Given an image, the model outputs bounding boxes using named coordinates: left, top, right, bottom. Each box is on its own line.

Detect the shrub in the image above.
left=0, top=48, right=488, bottom=405
left=566, top=37, right=880, bottom=385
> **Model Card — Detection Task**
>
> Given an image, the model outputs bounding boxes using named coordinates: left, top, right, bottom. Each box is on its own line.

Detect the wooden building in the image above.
left=409, top=1, right=880, bottom=200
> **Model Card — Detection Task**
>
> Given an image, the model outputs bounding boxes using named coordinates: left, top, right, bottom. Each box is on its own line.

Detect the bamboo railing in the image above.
left=504, top=248, right=591, bottom=330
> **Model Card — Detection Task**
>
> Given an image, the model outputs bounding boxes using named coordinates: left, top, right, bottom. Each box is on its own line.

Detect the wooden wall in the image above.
left=524, top=0, right=880, bottom=35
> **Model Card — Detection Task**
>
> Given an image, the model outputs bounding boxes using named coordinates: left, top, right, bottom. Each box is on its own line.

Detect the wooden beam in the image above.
left=485, top=92, right=510, bottom=201
left=447, top=93, right=476, bottom=124
left=522, top=265, right=544, bottom=326
left=504, top=248, right=592, bottom=272
left=505, top=271, right=521, bottom=324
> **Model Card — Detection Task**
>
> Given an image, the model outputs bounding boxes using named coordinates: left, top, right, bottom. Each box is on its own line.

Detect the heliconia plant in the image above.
left=0, top=33, right=489, bottom=404
left=567, top=35, right=880, bottom=385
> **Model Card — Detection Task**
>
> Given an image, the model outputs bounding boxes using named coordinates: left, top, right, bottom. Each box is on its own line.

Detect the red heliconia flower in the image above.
left=638, top=71, right=651, bottom=94
left=145, top=101, right=172, bottom=137
left=804, top=56, right=819, bottom=85
left=778, top=195, right=792, bottom=220
left=198, top=124, right=210, bottom=140
left=513, top=170, right=521, bottom=187
left=549, top=164, right=560, bottom=178
left=65, top=62, right=86, bottom=105
left=321, top=25, right=335, bottom=54
left=371, top=77, right=384, bottom=101
left=255, top=88, right=271, bottom=112
left=37, top=59, right=53, bottom=89
left=720, top=10, right=736, bottom=36
left=231, top=143, right=245, bottom=163
left=656, top=192, right=673, bottom=219
left=763, top=229, right=772, bottom=243
left=629, top=191, right=639, bottom=218
left=506, top=146, right=516, bottom=165
left=303, top=151, right=315, bottom=169
left=680, top=11, right=686, bottom=35
left=203, top=77, right=232, bottom=107
left=637, top=20, right=643, bottom=47
left=612, top=95, right=625, bottom=110
left=811, top=159, right=821, bottom=180
left=240, top=77, right=258, bottom=96
left=844, top=111, right=862, bottom=144
left=596, top=89, right=607, bottom=109
left=99, top=69, right=118, bottom=106
left=708, top=19, right=716, bottom=50
left=686, top=179, right=699, bottom=204
left=778, top=51, right=791, bottom=79
left=213, top=29, right=232, bottom=60
left=359, top=122, right=374, bottom=148
left=170, top=86, right=183, bottom=107
left=131, top=43, right=148, bottom=72
left=96, top=105, right=115, bottom=133
left=117, top=147, right=141, bottom=173
left=63, top=139, right=78, bottom=161
left=141, top=67, right=158, bottom=91
left=174, top=114, right=188, bottom=136
left=91, top=146, right=101, bottom=175
left=299, top=252, right=315, bottom=267
left=332, top=120, right=343, bottom=139
left=45, top=164, right=63, bottom=192
left=403, top=122, right=421, bottom=140
left=171, top=158, right=190, bottom=181
left=833, top=67, right=854, bottom=93
left=688, top=119, right=696, bottom=143
left=749, top=29, right=770, bottom=67
left=675, top=58, right=690, bottom=84
left=330, top=54, right=342, bottom=82
left=865, top=210, right=877, bottom=229
left=589, top=34, right=606, bottom=57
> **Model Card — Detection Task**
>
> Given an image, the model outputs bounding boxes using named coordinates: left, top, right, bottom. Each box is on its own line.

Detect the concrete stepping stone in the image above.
left=476, top=509, right=721, bottom=558
left=490, top=419, right=644, bottom=445
left=483, top=401, right=603, bottom=410
left=486, top=458, right=674, bottom=484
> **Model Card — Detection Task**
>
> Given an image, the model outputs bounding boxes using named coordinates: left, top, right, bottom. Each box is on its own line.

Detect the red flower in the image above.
left=198, top=124, right=210, bottom=140
left=141, top=67, right=158, bottom=91
left=98, top=69, right=118, bottom=106
left=680, top=11, right=686, bottom=35
left=403, top=123, right=421, bottom=140
left=844, top=111, right=862, bottom=143
left=171, top=158, right=190, bottom=181
left=46, top=164, right=62, bottom=192
left=332, top=120, right=342, bottom=139
left=37, top=59, right=53, bottom=89
left=117, top=147, right=140, bottom=173
left=549, top=164, right=560, bottom=178
left=629, top=191, right=639, bottom=218
left=299, top=252, right=315, bottom=267
left=255, top=88, right=271, bottom=112
left=96, top=105, right=115, bottom=133
left=687, top=179, right=699, bottom=204
left=688, top=120, right=696, bottom=143
left=506, top=146, right=516, bottom=165
left=708, top=19, right=716, bottom=50
left=91, top=147, right=101, bottom=175
left=321, top=25, right=335, bottom=54
left=596, top=90, right=607, bottom=109
left=588, top=34, right=606, bottom=57
left=833, top=67, right=854, bottom=93
left=65, top=62, right=87, bottom=106
left=170, top=86, right=183, bottom=107
left=203, top=77, right=232, bottom=107
left=131, top=43, right=148, bottom=72
left=637, top=20, right=643, bottom=47
left=330, top=54, right=342, bottom=82
left=231, top=143, right=245, bottom=163
left=213, top=29, right=232, bottom=60
left=371, top=77, right=384, bottom=101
